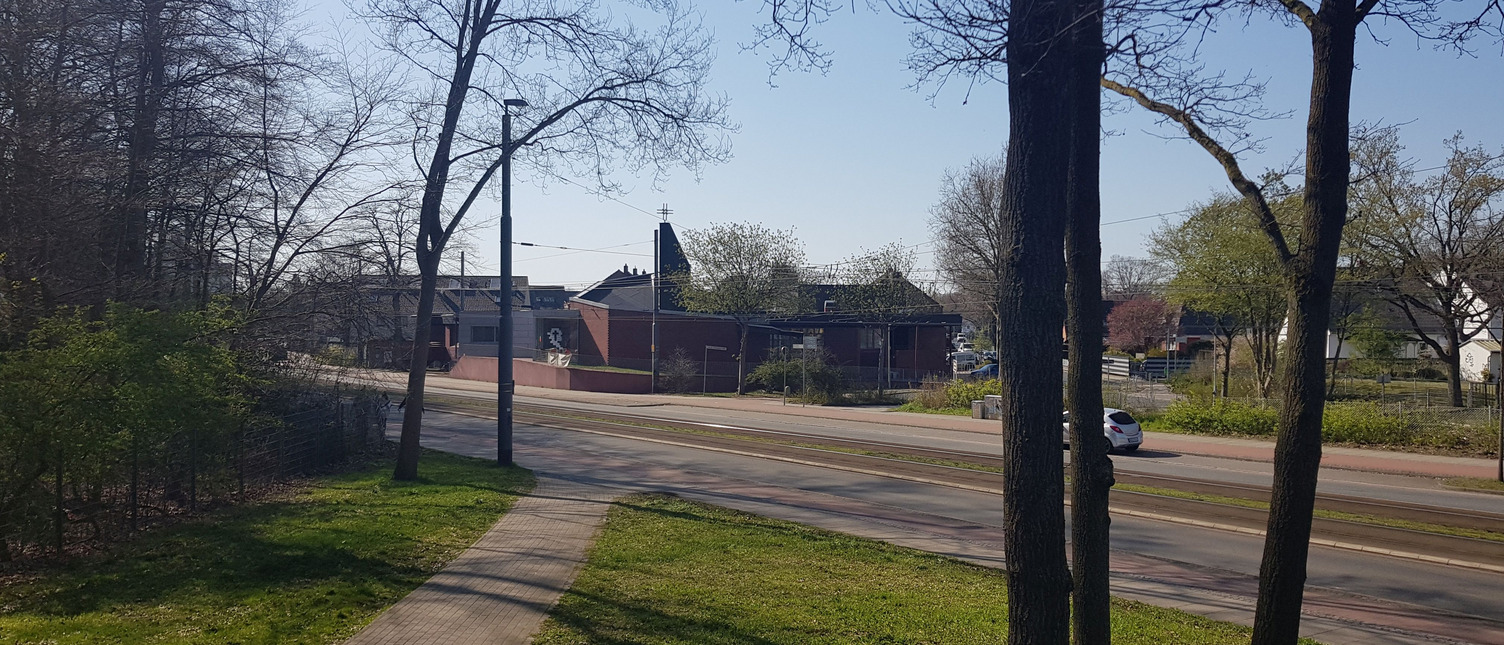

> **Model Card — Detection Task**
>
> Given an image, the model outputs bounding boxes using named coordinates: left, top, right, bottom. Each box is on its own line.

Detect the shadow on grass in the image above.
left=1, top=454, right=534, bottom=627
left=544, top=588, right=785, bottom=645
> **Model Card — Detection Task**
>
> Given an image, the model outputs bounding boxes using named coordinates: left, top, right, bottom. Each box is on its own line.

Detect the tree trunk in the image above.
left=394, top=264, right=439, bottom=481
left=1219, top=335, right=1234, bottom=399
left=1065, top=0, right=1111, bottom=639
left=998, top=0, right=1074, bottom=642
left=1327, top=336, right=1343, bottom=398
left=736, top=322, right=749, bottom=395
left=1445, top=327, right=1464, bottom=407
left=1251, top=5, right=1357, bottom=643
left=116, top=0, right=167, bottom=300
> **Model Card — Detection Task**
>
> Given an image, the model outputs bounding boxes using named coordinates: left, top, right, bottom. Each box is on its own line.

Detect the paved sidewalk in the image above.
left=345, top=477, right=614, bottom=645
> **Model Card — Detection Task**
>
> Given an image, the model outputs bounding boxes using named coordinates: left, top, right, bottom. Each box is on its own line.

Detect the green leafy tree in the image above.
left=1153, top=196, right=1290, bottom=398
left=1347, top=310, right=1405, bottom=377
left=675, top=222, right=807, bottom=395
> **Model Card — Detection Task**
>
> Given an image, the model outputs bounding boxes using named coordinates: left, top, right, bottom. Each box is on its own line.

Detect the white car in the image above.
left=1061, top=407, right=1143, bottom=452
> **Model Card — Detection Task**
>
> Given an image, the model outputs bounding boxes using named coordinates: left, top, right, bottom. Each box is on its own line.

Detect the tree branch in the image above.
left=1101, top=77, right=1293, bottom=266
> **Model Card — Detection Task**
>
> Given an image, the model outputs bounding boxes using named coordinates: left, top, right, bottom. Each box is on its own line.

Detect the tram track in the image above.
left=376, top=383, right=1504, bottom=571
left=463, top=399, right=1504, bottom=571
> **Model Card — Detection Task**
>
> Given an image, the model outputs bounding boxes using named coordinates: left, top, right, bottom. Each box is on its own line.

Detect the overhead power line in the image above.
left=514, top=240, right=654, bottom=263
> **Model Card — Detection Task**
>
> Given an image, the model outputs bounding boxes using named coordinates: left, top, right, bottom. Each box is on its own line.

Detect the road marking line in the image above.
left=434, top=405, right=1504, bottom=576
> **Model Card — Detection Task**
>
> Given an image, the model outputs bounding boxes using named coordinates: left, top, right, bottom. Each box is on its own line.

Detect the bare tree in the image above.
left=829, top=242, right=933, bottom=394
left=1102, top=255, right=1169, bottom=300
left=362, top=0, right=733, bottom=480
left=930, top=154, right=1007, bottom=345
left=230, top=23, right=408, bottom=317
left=1351, top=130, right=1504, bottom=407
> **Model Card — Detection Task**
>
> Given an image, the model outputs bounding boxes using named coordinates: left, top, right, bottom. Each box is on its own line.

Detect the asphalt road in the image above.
left=395, top=406, right=1504, bottom=644
left=504, top=391, right=1504, bottom=517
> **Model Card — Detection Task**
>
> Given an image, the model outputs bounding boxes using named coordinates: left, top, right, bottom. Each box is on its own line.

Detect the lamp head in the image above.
left=503, top=98, right=529, bottom=108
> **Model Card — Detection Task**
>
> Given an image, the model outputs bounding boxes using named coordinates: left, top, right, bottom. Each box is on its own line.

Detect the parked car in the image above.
left=963, top=363, right=998, bottom=380
left=1061, top=408, right=1142, bottom=452
left=950, top=350, right=979, bottom=372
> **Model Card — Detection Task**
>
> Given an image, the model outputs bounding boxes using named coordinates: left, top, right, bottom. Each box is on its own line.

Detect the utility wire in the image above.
left=514, top=240, right=654, bottom=263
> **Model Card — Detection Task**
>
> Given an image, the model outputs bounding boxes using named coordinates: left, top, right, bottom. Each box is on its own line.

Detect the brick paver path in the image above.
left=345, top=477, right=614, bottom=645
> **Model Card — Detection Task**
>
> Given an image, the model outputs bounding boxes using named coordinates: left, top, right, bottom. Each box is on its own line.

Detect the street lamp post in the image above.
left=498, top=97, right=528, bottom=467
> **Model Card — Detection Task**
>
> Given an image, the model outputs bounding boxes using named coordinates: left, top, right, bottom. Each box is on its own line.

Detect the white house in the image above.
left=1460, top=339, right=1501, bottom=383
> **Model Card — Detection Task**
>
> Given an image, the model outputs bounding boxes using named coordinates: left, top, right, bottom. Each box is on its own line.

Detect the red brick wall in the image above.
left=572, top=304, right=610, bottom=362
left=821, top=327, right=863, bottom=367
left=903, top=326, right=953, bottom=372
left=451, top=356, right=652, bottom=394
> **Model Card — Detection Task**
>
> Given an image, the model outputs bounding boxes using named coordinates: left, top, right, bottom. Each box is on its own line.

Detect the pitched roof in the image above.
left=1469, top=339, right=1502, bottom=352
left=572, top=270, right=656, bottom=310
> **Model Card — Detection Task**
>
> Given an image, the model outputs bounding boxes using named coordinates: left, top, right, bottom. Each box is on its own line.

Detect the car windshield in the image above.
left=1108, top=411, right=1136, bottom=425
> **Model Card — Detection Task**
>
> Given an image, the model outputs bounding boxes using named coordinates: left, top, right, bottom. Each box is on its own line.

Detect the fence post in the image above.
left=54, top=445, right=64, bottom=557
left=237, top=422, right=246, bottom=501
left=129, top=437, right=139, bottom=533
left=188, top=430, right=198, bottom=514
left=1497, top=378, right=1503, bottom=483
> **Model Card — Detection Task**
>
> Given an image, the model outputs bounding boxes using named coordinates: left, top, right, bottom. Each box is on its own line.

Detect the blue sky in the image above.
left=329, top=2, right=1504, bottom=290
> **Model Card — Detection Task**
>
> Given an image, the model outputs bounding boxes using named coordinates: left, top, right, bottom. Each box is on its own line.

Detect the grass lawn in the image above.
left=894, top=401, right=973, bottom=416
left=533, top=495, right=1316, bottom=645
left=0, top=451, right=533, bottom=645
left=570, top=364, right=652, bottom=375
left=1444, top=477, right=1504, bottom=494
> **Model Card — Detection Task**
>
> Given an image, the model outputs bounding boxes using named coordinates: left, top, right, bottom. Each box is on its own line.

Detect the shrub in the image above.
left=1160, top=400, right=1426, bottom=447
left=943, top=378, right=1002, bottom=410
left=1414, top=366, right=1445, bottom=380
left=0, top=303, right=256, bottom=559
left=1320, top=402, right=1412, bottom=444
left=1158, top=400, right=1278, bottom=436
left=658, top=348, right=699, bottom=393
left=913, top=378, right=950, bottom=409
left=747, top=352, right=843, bottom=398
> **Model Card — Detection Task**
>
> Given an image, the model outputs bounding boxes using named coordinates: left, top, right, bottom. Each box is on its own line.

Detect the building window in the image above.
left=860, top=328, right=882, bottom=350
left=471, top=326, right=498, bottom=343
left=892, top=327, right=914, bottom=351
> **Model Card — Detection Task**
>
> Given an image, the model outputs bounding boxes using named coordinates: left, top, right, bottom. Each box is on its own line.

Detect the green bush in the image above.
left=1159, top=400, right=1437, bottom=448
left=1321, top=402, right=1413, bottom=445
left=944, top=379, right=1002, bottom=410
left=1158, top=400, right=1278, bottom=437
left=747, top=352, right=843, bottom=398
left=0, top=302, right=255, bottom=559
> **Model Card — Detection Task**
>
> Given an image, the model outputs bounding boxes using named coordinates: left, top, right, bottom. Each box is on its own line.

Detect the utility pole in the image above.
left=497, top=97, right=527, bottom=468
left=652, top=204, right=670, bottom=393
